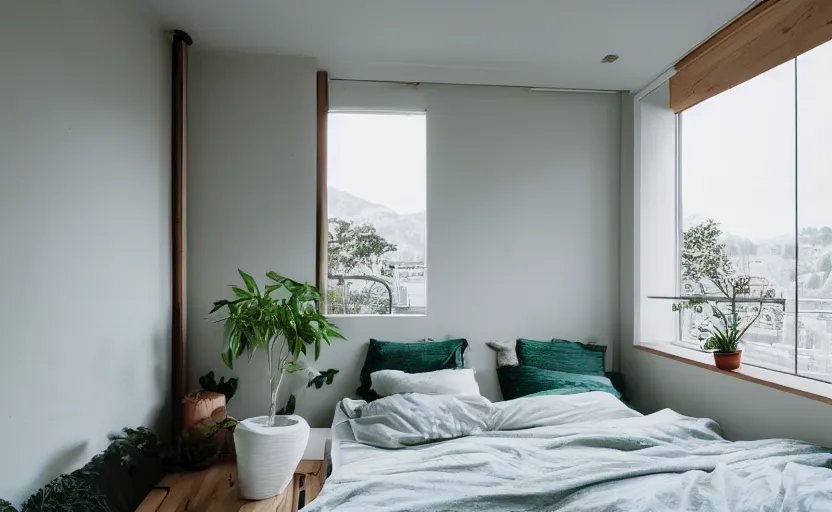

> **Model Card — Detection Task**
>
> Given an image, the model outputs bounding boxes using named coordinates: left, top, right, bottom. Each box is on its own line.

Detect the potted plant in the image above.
left=700, top=276, right=763, bottom=370
left=674, top=221, right=769, bottom=371
left=210, top=270, right=344, bottom=500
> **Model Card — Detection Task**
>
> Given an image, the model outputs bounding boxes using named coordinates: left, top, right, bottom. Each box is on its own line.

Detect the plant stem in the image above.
left=266, top=341, right=288, bottom=426
left=267, top=342, right=276, bottom=424
left=267, top=371, right=285, bottom=426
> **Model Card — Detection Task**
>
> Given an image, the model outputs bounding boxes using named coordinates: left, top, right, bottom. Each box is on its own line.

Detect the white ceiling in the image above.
left=141, top=0, right=755, bottom=91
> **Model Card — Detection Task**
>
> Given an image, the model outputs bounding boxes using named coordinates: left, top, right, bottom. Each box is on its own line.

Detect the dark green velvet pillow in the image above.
left=497, top=365, right=621, bottom=401
left=604, top=371, right=626, bottom=398
left=515, top=338, right=606, bottom=376
left=357, top=338, right=468, bottom=401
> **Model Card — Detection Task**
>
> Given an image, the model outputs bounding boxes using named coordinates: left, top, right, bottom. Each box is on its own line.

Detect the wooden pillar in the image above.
left=316, top=71, right=329, bottom=297
left=172, top=29, right=192, bottom=435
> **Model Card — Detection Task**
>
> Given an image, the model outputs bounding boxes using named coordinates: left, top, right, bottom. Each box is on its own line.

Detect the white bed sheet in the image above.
left=329, top=398, right=365, bottom=473
left=307, top=393, right=832, bottom=512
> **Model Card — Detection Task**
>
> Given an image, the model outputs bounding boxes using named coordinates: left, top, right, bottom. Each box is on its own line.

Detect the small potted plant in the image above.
left=210, top=270, right=344, bottom=500
left=701, top=276, right=763, bottom=371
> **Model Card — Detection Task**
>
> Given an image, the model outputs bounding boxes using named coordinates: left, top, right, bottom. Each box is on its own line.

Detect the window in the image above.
left=324, top=111, right=426, bottom=315
left=673, top=39, right=832, bottom=382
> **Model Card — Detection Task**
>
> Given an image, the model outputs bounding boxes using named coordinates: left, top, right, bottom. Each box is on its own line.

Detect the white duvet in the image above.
left=305, top=392, right=832, bottom=511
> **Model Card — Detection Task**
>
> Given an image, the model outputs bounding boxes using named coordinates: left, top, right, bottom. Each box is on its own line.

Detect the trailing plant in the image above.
left=179, top=416, right=238, bottom=469
left=309, top=369, right=339, bottom=389
left=105, top=427, right=171, bottom=470
left=276, top=394, right=297, bottom=416
left=210, top=270, right=345, bottom=426
left=198, top=371, right=238, bottom=402
left=178, top=373, right=239, bottom=470
left=277, top=368, right=340, bottom=415
left=21, top=475, right=108, bottom=512
left=16, top=428, right=168, bottom=512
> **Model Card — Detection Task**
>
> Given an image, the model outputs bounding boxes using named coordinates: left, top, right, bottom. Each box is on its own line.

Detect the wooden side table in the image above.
left=137, top=428, right=330, bottom=512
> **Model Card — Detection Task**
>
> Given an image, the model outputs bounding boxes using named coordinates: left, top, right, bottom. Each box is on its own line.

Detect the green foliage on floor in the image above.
left=7, top=428, right=169, bottom=512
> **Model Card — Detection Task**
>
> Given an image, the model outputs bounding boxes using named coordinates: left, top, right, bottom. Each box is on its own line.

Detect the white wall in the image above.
left=636, top=83, right=678, bottom=342
left=188, top=55, right=621, bottom=427
left=186, top=52, right=319, bottom=422
left=620, top=88, right=832, bottom=448
left=0, top=0, right=171, bottom=505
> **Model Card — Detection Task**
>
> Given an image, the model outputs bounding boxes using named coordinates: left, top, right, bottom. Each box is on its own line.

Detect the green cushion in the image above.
left=497, top=365, right=621, bottom=401
left=357, top=338, right=468, bottom=401
left=515, top=338, right=606, bottom=376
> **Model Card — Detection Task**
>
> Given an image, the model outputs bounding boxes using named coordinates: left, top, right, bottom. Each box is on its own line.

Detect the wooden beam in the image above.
left=670, top=0, right=832, bottom=112
left=171, top=30, right=192, bottom=436
left=315, top=71, right=329, bottom=300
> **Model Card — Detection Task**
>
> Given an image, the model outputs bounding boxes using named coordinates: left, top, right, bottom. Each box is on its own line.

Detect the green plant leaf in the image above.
left=276, top=394, right=296, bottom=415
left=282, top=361, right=303, bottom=373
left=199, top=371, right=217, bottom=391
left=326, top=326, right=346, bottom=340
left=221, top=348, right=234, bottom=369
left=266, top=271, right=284, bottom=282
left=217, top=376, right=238, bottom=402
left=238, top=269, right=259, bottom=295
left=213, top=269, right=345, bottom=416
left=324, top=369, right=338, bottom=384
left=209, top=300, right=230, bottom=314
left=231, top=286, right=251, bottom=299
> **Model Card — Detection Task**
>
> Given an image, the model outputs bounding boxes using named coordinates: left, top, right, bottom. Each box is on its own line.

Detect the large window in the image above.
left=325, top=111, right=426, bottom=315
left=677, top=39, right=832, bottom=382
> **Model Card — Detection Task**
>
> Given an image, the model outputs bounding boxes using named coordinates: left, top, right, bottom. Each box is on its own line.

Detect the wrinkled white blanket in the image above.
left=305, top=392, right=832, bottom=511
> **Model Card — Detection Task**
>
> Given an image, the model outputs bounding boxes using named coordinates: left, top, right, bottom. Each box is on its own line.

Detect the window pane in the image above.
left=680, top=60, right=796, bottom=373
left=797, top=40, right=832, bottom=382
left=326, top=112, right=426, bottom=315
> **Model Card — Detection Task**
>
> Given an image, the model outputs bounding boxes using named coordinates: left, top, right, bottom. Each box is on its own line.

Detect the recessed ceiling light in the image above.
left=601, top=54, right=619, bottom=63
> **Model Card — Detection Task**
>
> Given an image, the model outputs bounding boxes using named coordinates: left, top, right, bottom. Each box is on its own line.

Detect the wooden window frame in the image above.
left=315, top=71, right=329, bottom=305
left=670, top=0, right=832, bottom=113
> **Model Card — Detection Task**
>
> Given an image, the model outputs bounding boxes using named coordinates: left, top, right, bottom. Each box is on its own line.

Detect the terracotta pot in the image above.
left=713, top=350, right=742, bottom=371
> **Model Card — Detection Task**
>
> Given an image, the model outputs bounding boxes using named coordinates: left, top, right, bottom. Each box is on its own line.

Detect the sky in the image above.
left=682, top=39, right=832, bottom=241
left=328, top=112, right=426, bottom=215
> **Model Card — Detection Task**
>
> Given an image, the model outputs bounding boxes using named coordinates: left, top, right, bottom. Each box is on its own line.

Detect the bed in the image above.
left=310, top=391, right=832, bottom=512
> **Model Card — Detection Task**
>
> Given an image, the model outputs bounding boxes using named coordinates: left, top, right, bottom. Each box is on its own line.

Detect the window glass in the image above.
left=796, top=40, right=832, bottom=382
left=326, top=112, right=427, bottom=315
left=680, top=60, right=796, bottom=373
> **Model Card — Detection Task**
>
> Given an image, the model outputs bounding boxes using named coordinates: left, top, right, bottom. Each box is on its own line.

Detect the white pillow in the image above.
left=370, top=368, right=480, bottom=397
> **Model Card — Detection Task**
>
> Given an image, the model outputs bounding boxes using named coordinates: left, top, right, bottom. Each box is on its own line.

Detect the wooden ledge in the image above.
left=136, top=457, right=326, bottom=511
left=635, top=343, right=832, bottom=406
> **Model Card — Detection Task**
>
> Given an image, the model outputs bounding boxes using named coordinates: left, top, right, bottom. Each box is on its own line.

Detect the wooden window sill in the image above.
left=635, top=343, right=832, bottom=406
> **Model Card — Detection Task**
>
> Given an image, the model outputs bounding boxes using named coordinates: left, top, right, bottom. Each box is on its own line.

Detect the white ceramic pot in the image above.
left=234, top=415, right=310, bottom=500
